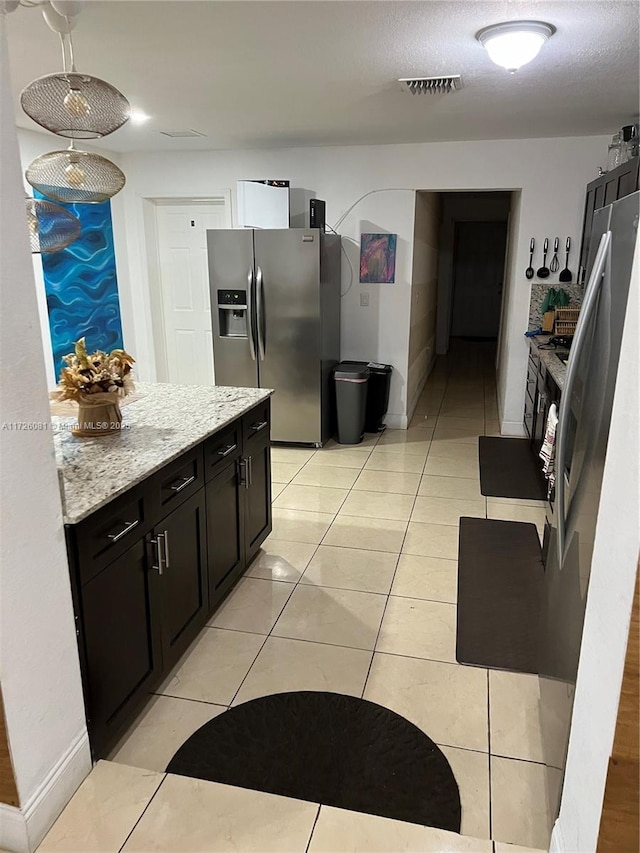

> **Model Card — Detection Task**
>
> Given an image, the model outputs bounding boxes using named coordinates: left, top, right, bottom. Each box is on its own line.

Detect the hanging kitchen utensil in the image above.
left=559, top=237, right=572, bottom=282
left=26, top=141, right=126, bottom=204
left=537, top=238, right=550, bottom=278
left=26, top=195, right=81, bottom=253
left=550, top=237, right=560, bottom=273
left=525, top=238, right=535, bottom=279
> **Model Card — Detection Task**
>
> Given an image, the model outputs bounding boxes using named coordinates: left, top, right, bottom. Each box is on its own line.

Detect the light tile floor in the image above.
left=39, top=342, right=552, bottom=853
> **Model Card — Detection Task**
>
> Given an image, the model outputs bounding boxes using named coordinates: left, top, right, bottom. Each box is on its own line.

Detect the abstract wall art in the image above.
left=359, top=233, right=397, bottom=284
left=36, top=192, right=124, bottom=379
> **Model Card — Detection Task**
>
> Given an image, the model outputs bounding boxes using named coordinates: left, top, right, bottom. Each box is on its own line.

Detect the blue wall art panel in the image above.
left=36, top=193, right=124, bottom=379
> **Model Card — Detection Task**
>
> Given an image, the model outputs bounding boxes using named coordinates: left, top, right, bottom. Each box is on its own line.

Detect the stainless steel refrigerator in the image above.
left=207, top=228, right=341, bottom=444
left=538, top=191, right=639, bottom=809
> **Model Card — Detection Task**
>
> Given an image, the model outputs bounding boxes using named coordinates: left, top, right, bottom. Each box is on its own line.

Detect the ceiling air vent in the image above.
left=159, top=129, right=206, bottom=138
left=399, top=76, right=463, bottom=95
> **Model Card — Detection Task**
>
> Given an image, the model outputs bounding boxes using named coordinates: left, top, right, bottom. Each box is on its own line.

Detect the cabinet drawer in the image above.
left=243, top=399, right=271, bottom=445
left=153, top=446, right=204, bottom=516
left=75, top=488, right=149, bottom=585
left=204, top=423, right=241, bottom=482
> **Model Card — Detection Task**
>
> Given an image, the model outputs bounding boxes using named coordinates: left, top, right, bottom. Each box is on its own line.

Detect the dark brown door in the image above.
left=244, top=437, right=272, bottom=564
left=81, top=537, right=161, bottom=755
left=450, top=221, right=508, bottom=339
left=157, top=489, right=208, bottom=670
left=206, top=460, right=244, bottom=602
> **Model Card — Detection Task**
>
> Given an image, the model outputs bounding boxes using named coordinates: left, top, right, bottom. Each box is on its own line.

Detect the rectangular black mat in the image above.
left=456, top=517, right=544, bottom=674
left=478, top=436, right=547, bottom=501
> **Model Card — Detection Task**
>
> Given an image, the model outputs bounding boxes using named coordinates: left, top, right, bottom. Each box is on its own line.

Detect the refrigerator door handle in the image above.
left=246, top=268, right=256, bottom=361
left=256, top=265, right=266, bottom=361
left=555, top=230, right=611, bottom=569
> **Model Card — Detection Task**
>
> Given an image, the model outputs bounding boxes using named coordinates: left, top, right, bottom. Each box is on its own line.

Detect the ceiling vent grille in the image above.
left=159, top=129, right=206, bottom=138
left=399, top=76, right=463, bottom=95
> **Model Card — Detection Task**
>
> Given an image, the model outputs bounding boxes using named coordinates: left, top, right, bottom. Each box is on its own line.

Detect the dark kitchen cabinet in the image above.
left=154, top=489, right=208, bottom=672
left=80, top=536, right=161, bottom=757
left=243, top=437, right=272, bottom=564
left=65, top=398, right=272, bottom=758
left=206, top=459, right=244, bottom=606
left=579, top=158, right=639, bottom=283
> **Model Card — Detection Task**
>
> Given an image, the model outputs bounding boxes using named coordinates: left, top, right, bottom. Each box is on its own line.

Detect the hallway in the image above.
left=38, top=342, right=556, bottom=853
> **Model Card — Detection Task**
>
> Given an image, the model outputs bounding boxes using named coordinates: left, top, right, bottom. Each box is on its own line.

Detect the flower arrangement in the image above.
left=57, top=337, right=135, bottom=401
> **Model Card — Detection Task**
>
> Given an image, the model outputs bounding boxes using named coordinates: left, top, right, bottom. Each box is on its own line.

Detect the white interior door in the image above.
left=156, top=202, right=228, bottom=385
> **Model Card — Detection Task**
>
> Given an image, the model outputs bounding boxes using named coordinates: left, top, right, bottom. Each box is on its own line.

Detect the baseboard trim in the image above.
left=385, top=413, right=408, bottom=430
left=550, top=818, right=566, bottom=853
left=1, top=729, right=92, bottom=852
left=0, top=804, right=29, bottom=853
left=499, top=419, right=526, bottom=437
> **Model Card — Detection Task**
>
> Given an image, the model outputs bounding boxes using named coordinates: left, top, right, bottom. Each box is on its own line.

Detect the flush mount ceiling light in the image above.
left=476, top=20, right=555, bottom=72
left=25, top=195, right=81, bottom=254
left=20, top=1, right=130, bottom=139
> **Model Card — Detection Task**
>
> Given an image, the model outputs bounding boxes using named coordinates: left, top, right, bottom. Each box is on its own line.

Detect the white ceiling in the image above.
left=6, top=0, right=639, bottom=153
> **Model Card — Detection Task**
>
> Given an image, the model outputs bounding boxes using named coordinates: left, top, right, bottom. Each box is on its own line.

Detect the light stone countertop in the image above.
left=528, top=335, right=568, bottom=391
left=52, top=382, right=273, bottom=525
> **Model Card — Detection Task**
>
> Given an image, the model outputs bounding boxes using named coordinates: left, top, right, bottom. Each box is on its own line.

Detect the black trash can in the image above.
left=334, top=362, right=370, bottom=445
left=351, top=362, right=393, bottom=432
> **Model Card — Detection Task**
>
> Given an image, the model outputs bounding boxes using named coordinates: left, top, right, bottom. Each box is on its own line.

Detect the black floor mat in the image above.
left=457, top=517, right=544, bottom=674
left=166, top=691, right=461, bottom=831
left=478, top=436, right=547, bottom=501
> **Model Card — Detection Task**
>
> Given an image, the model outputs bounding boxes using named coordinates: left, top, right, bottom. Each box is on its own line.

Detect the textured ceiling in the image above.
left=6, top=0, right=639, bottom=152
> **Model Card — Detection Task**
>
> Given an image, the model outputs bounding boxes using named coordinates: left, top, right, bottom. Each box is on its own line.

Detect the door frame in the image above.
left=143, top=193, right=232, bottom=382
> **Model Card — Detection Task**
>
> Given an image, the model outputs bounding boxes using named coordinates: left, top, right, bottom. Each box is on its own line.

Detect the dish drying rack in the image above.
left=555, top=307, right=580, bottom=337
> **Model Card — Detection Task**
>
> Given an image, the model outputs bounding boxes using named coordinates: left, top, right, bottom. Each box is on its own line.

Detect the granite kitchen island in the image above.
left=54, top=382, right=274, bottom=757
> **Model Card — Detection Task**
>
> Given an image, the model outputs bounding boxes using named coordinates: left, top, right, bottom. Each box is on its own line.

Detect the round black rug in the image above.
left=166, top=691, right=461, bottom=831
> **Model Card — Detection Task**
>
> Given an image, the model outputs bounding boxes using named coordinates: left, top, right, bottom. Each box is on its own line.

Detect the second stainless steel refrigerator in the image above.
left=207, top=228, right=341, bottom=444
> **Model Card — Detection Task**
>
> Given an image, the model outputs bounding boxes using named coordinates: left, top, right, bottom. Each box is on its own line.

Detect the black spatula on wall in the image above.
left=559, top=237, right=572, bottom=282
left=537, top=238, right=550, bottom=279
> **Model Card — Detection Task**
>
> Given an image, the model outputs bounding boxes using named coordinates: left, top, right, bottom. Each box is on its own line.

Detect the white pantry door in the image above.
left=156, top=202, right=228, bottom=385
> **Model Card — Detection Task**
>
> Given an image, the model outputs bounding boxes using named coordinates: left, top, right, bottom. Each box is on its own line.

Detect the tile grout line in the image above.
left=304, top=803, right=322, bottom=853
left=487, top=667, right=494, bottom=841
left=360, top=373, right=448, bottom=700
left=117, top=773, right=168, bottom=852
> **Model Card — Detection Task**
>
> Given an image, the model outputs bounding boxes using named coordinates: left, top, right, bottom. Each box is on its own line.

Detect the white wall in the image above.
left=0, top=24, right=90, bottom=852
left=551, top=230, right=640, bottom=853
left=407, top=192, right=440, bottom=417
left=116, top=135, right=607, bottom=430
left=16, top=128, right=126, bottom=391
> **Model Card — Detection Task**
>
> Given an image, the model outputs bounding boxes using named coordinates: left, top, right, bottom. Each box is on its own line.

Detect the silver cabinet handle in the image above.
left=247, top=267, right=256, bottom=362
left=107, top=519, right=139, bottom=543
left=151, top=532, right=165, bottom=575
left=256, top=265, right=265, bottom=361
left=247, top=455, right=253, bottom=487
left=555, top=230, right=611, bottom=570
left=217, top=443, right=237, bottom=458
left=170, top=474, right=196, bottom=493
left=163, top=528, right=170, bottom=569
left=238, top=457, right=251, bottom=489
left=250, top=420, right=268, bottom=433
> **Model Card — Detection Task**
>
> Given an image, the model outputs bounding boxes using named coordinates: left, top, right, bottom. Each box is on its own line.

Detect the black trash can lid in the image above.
left=335, top=361, right=370, bottom=381
left=366, top=362, right=393, bottom=374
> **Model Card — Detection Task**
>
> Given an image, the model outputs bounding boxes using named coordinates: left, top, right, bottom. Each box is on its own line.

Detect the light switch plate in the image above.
left=360, top=292, right=370, bottom=307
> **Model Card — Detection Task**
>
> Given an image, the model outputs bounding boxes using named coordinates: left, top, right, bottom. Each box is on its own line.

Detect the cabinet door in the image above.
left=206, top=460, right=244, bottom=605
left=81, top=537, right=161, bottom=756
left=157, top=489, right=208, bottom=671
left=244, top=437, right=272, bottom=563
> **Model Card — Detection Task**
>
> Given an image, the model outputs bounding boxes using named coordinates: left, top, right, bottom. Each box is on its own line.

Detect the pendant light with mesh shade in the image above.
left=20, top=15, right=130, bottom=140
left=26, top=141, right=126, bottom=204
left=26, top=195, right=81, bottom=254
